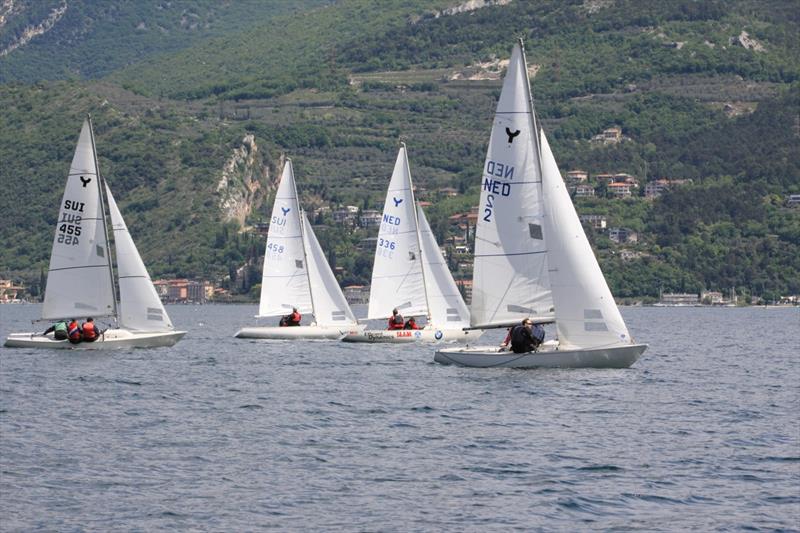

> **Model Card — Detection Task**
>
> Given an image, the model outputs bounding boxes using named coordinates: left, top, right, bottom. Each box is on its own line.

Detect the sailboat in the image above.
left=4, top=117, right=186, bottom=349
left=342, top=144, right=481, bottom=343
left=435, top=41, right=647, bottom=368
left=234, top=160, right=362, bottom=340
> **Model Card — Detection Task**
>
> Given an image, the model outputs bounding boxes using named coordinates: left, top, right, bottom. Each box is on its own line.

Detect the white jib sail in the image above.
left=367, top=145, right=427, bottom=320
left=42, top=119, right=116, bottom=320
left=258, top=160, right=312, bottom=318
left=417, top=205, right=470, bottom=328
left=301, top=213, right=358, bottom=326
left=106, top=185, right=174, bottom=331
left=470, top=43, right=553, bottom=328
left=539, top=131, right=632, bottom=348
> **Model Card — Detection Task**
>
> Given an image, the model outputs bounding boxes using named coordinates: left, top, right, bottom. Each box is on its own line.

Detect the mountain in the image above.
left=0, top=0, right=798, bottom=301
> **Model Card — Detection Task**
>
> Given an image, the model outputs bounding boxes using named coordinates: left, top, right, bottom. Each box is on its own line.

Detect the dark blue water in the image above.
left=1, top=304, right=798, bottom=531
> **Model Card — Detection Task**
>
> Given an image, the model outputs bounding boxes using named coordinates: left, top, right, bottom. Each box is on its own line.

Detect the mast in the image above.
left=404, top=143, right=431, bottom=321
left=87, top=114, right=119, bottom=323
left=519, top=38, right=549, bottom=321
left=292, top=160, right=316, bottom=323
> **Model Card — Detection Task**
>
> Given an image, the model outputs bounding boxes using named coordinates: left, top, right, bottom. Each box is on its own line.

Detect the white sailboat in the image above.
left=4, top=117, right=186, bottom=349
left=235, top=160, right=362, bottom=340
left=342, top=144, right=481, bottom=343
left=435, top=41, right=647, bottom=368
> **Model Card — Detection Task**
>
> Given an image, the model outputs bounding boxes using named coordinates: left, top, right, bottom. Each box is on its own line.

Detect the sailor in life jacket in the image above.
left=387, top=308, right=405, bottom=330
left=81, top=317, right=101, bottom=342
left=67, top=319, right=83, bottom=344
left=403, top=316, right=420, bottom=330
left=280, top=307, right=302, bottom=327
left=43, top=320, right=69, bottom=340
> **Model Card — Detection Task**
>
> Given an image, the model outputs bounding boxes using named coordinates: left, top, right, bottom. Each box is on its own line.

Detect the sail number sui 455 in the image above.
left=58, top=200, right=85, bottom=245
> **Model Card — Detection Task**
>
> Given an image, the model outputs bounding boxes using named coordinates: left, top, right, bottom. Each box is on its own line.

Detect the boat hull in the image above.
left=4, top=329, right=187, bottom=349
left=434, top=343, right=647, bottom=368
left=234, top=325, right=361, bottom=340
left=341, top=327, right=482, bottom=343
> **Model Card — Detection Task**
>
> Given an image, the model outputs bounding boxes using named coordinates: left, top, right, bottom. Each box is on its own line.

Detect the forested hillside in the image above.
left=1, top=0, right=798, bottom=301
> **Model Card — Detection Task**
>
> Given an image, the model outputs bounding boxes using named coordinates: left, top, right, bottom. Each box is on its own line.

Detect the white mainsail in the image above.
left=367, top=145, right=427, bottom=320
left=42, top=119, right=116, bottom=320
left=539, top=131, right=631, bottom=348
left=470, top=43, right=553, bottom=328
left=301, top=213, right=358, bottom=326
left=416, top=205, right=470, bottom=328
left=258, top=160, right=312, bottom=317
left=106, top=185, right=174, bottom=331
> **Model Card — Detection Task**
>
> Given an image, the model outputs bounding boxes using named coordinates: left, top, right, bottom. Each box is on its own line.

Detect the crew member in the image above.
left=286, top=307, right=302, bottom=326
left=387, top=308, right=404, bottom=330
left=510, top=318, right=545, bottom=354
left=81, top=317, right=101, bottom=342
left=43, top=320, right=69, bottom=340
left=404, top=316, right=419, bottom=330
left=67, top=318, right=82, bottom=345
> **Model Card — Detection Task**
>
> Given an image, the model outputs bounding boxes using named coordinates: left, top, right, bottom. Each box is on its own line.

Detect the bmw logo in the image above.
left=414, top=330, right=422, bottom=338
left=434, top=330, right=443, bottom=340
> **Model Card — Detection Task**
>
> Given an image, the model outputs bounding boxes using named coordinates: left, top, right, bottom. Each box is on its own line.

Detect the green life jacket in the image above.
left=54, top=321, right=68, bottom=333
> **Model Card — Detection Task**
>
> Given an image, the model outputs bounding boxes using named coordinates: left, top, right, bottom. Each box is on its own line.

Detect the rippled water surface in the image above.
left=1, top=305, right=798, bottom=531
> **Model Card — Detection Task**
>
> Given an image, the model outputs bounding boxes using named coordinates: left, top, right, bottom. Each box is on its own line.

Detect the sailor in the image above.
left=43, top=320, right=69, bottom=340
left=510, top=318, right=545, bottom=354
left=403, top=316, right=419, bottom=330
left=81, top=317, right=102, bottom=342
left=67, top=318, right=83, bottom=344
left=387, top=308, right=404, bottom=330
left=286, top=307, right=302, bottom=326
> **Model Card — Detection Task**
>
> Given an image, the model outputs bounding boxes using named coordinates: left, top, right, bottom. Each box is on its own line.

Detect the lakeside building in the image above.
left=566, top=170, right=588, bottom=185
left=153, top=279, right=209, bottom=304
left=608, top=182, right=633, bottom=198
left=343, top=285, right=369, bottom=305
left=359, top=209, right=382, bottom=228
left=573, top=184, right=596, bottom=197
left=579, top=214, right=607, bottom=230
left=658, top=293, right=699, bottom=306
left=609, top=227, right=638, bottom=244
left=0, top=280, right=25, bottom=303
left=455, top=279, right=472, bottom=305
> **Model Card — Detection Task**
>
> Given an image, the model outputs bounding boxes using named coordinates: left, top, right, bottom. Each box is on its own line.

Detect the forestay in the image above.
left=539, top=132, right=631, bottom=348
left=470, top=43, right=553, bottom=328
left=106, top=185, right=174, bottom=331
left=417, top=205, right=469, bottom=328
left=367, top=145, right=427, bottom=320
left=42, top=119, right=116, bottom=320
left=258, top=161, right=312, bottom=317
left=301, top=213, right=358, bottom=326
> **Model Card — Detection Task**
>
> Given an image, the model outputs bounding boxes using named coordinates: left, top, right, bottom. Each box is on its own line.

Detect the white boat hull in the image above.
left=434, top=342, right=647, bottom=368
left=4, top=329, right=187, bottom=350
left=341, top=327, right=483, bottom=343
left=234, top=324, right=361, bottom=340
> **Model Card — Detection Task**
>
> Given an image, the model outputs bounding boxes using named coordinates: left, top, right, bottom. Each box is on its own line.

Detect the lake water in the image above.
left=1, top=304, right=798, bottom=531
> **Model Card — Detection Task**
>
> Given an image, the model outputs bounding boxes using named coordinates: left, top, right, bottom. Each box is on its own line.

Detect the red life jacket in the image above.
left=388, top=315, right=404, bottom=330
left=290, top=312, right=301, bottom=325
left=67, top=321, right=82, bottom=340
left=82, top=322, right=98, bottom=341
